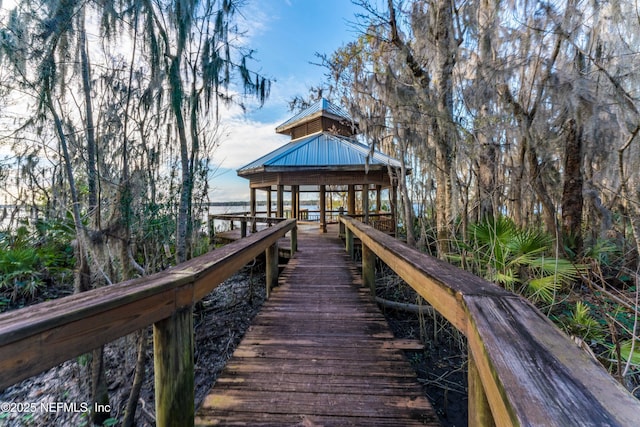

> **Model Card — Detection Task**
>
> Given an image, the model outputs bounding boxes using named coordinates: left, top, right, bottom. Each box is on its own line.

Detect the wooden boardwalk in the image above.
left=196, top=225, right=439, bottom=426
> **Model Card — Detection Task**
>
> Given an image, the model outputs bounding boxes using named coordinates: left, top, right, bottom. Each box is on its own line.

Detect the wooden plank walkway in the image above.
left=196, top=225, right=439, bottom=426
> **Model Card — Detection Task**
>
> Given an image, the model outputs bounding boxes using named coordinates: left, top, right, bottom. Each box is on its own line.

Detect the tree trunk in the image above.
left=475, top=0, right=499, bottom=221
left=79, top=13, right=111, bottom=422
left=561, top=118, right=584, bottom=255
left=79, top=10, right=98, bottom=222
left=527, top=141, right=559, bottom=241
left=432, top=0, right=457, bottom=258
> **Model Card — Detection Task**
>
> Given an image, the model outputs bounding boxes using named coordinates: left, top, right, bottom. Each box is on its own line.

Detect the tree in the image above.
left=1, top=0, right=271, bottom=423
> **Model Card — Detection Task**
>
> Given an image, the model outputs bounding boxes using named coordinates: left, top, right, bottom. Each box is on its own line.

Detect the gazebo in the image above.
left=237, top=98, right=405, bottom=233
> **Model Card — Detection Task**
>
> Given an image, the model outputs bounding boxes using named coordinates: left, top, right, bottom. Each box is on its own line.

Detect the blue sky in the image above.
left=211, top=0, right=362, bottom=202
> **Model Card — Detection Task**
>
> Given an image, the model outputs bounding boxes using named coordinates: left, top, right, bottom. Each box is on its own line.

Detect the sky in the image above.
left=0, top=0, right=364, bottom=203
left=210, top=0, right=362, bottom=202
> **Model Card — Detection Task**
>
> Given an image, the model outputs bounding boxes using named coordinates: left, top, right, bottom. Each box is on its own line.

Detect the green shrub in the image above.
left=454, top=216, right=585, bottom=304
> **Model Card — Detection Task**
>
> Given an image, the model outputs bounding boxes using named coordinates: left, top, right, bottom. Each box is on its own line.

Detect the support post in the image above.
left=468, top=350, right=495, bottom=427
left=346, top=226, right=354, bottom=260
left=292, top=185, right=299, bottom=220
left=362, top=244, right=376, bottom=295
left=240, top=220, right=247, bottom=238
left=277, top=185, right=284, bottom=218
left=338, top=208, right=345, bottom=237
left=376, top=184, right=382, bottom=212
left=154, top=307, right=194, bottom=427
left=348, top=184, right=356, bottom=215
left=267, top=187, right=272, bottom=218
left=266, top=242, right=279, bottom=299
left=208, top=215, right=215, bottom=247
left=250, top=187, right=257, bottom=232
left=290, top=226, right=297, bottom=255
left=362, top=185, right=370, bottom=224
left=320, top=184, right=327, bottom=233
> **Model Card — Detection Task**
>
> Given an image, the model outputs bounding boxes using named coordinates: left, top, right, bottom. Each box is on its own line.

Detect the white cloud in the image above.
left=215, top=116, right=287, bottom=170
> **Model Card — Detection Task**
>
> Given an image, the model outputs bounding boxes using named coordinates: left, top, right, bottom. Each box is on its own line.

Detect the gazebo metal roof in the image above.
left=237, top=131, right=402, bottom=175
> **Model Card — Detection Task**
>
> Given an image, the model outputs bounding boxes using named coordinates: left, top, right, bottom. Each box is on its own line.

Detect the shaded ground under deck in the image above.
left=196, top=225, right=439, bottom=426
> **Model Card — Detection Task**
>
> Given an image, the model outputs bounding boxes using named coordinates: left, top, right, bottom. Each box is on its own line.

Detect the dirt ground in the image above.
left=375, top=266, right=468, bottom=427
left=0, top=259, right=467, bottom=427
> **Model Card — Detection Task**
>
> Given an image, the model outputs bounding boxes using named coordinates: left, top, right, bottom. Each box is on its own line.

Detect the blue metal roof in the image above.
left=275, top=98, right=354, bottom=133
left=237, top=132, right=402, bottom=174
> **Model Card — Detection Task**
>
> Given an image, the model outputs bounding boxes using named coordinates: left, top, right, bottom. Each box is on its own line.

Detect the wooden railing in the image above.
left=348, top=212, right=395, bottom=233
left=209, top=213, right=289, bottom=240
left=0, top=219, right=297, bottom=426
left=340, top=215, right=640, bottom=426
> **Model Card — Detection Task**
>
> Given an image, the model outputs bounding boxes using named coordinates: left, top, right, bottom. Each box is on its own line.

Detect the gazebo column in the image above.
left=250, top=187, right=257, bottom=232
left=320, top=185, right=327, bottom=233
left=292, top=185, right=299, bottom=220
left=362, top=184, right=369, bottom=224
left=376, top=185, right=382, bottom=213
left=277, top=184, right=284, bottom=218
left=348, top=185, right=356, bottom=215
left=266, top=187, right=272, bottom=218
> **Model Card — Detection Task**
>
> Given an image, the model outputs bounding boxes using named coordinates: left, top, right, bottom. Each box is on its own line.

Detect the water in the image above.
left=207, top=203, right=326, bottom=232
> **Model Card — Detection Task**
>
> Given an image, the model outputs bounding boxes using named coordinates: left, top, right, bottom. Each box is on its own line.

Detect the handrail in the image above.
left=340, top=215, right=640, bottom=426
left=209, top=213, right=286, bottom=225
left=0, top=219, right=297, bottom=426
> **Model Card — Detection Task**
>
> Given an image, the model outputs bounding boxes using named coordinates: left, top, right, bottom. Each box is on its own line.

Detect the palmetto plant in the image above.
left=456, top=216, right=584, bottom=304
left=0, top=220, right=75, bottom=303
left=563, top=301, right=605, bottom=342
left=0, top=246, right=44, bottom=301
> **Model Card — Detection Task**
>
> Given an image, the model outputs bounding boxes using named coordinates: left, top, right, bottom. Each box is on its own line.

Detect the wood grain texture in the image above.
left=340, top=216, right=640, bottom=426
left=0, top=220, right=296, bottom=390
left=196, top=225, right=438, bottom=426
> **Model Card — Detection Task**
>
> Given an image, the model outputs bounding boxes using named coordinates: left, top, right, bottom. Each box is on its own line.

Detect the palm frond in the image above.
left=526, top=276, right=561, bottom=304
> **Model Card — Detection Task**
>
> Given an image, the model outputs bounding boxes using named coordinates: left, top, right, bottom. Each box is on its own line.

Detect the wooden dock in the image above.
left=196, top=225, right=438, bottom=426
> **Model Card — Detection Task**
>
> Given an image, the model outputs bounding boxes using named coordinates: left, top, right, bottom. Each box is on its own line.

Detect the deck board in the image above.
left=196, top=225, right=439, bottom=426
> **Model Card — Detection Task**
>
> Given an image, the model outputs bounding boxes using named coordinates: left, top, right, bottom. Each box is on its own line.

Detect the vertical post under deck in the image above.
left=240, top=220, right=247, bottom=238
left=468, top=350, right=495, bottom=427
left=362, top=244, right=376, bottom=295
left=346, top=226, right=354, bottom=260
left=265, top=242, right=279, bottom=298
left=290, top=226, right=297, bottom=255
left=154, top=307, right=194, bottom=427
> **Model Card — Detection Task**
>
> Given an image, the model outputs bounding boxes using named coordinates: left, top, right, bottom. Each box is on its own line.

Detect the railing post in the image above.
left=153, top=307, right=194, bottom=427
left=265, top=242, right=279, bottom=299
left=362, top=244, right=376, bottom=295
left=290, top=225, right=297, bottom=255
left=345, top=226, right=354, bottom=260
left=208, top=216, right=215, bottom=248
left=241, top=220, right=247, bottom=238
left=468, top=350, right=495, bottom=427
left=338, top=208, right=345, bottom=237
